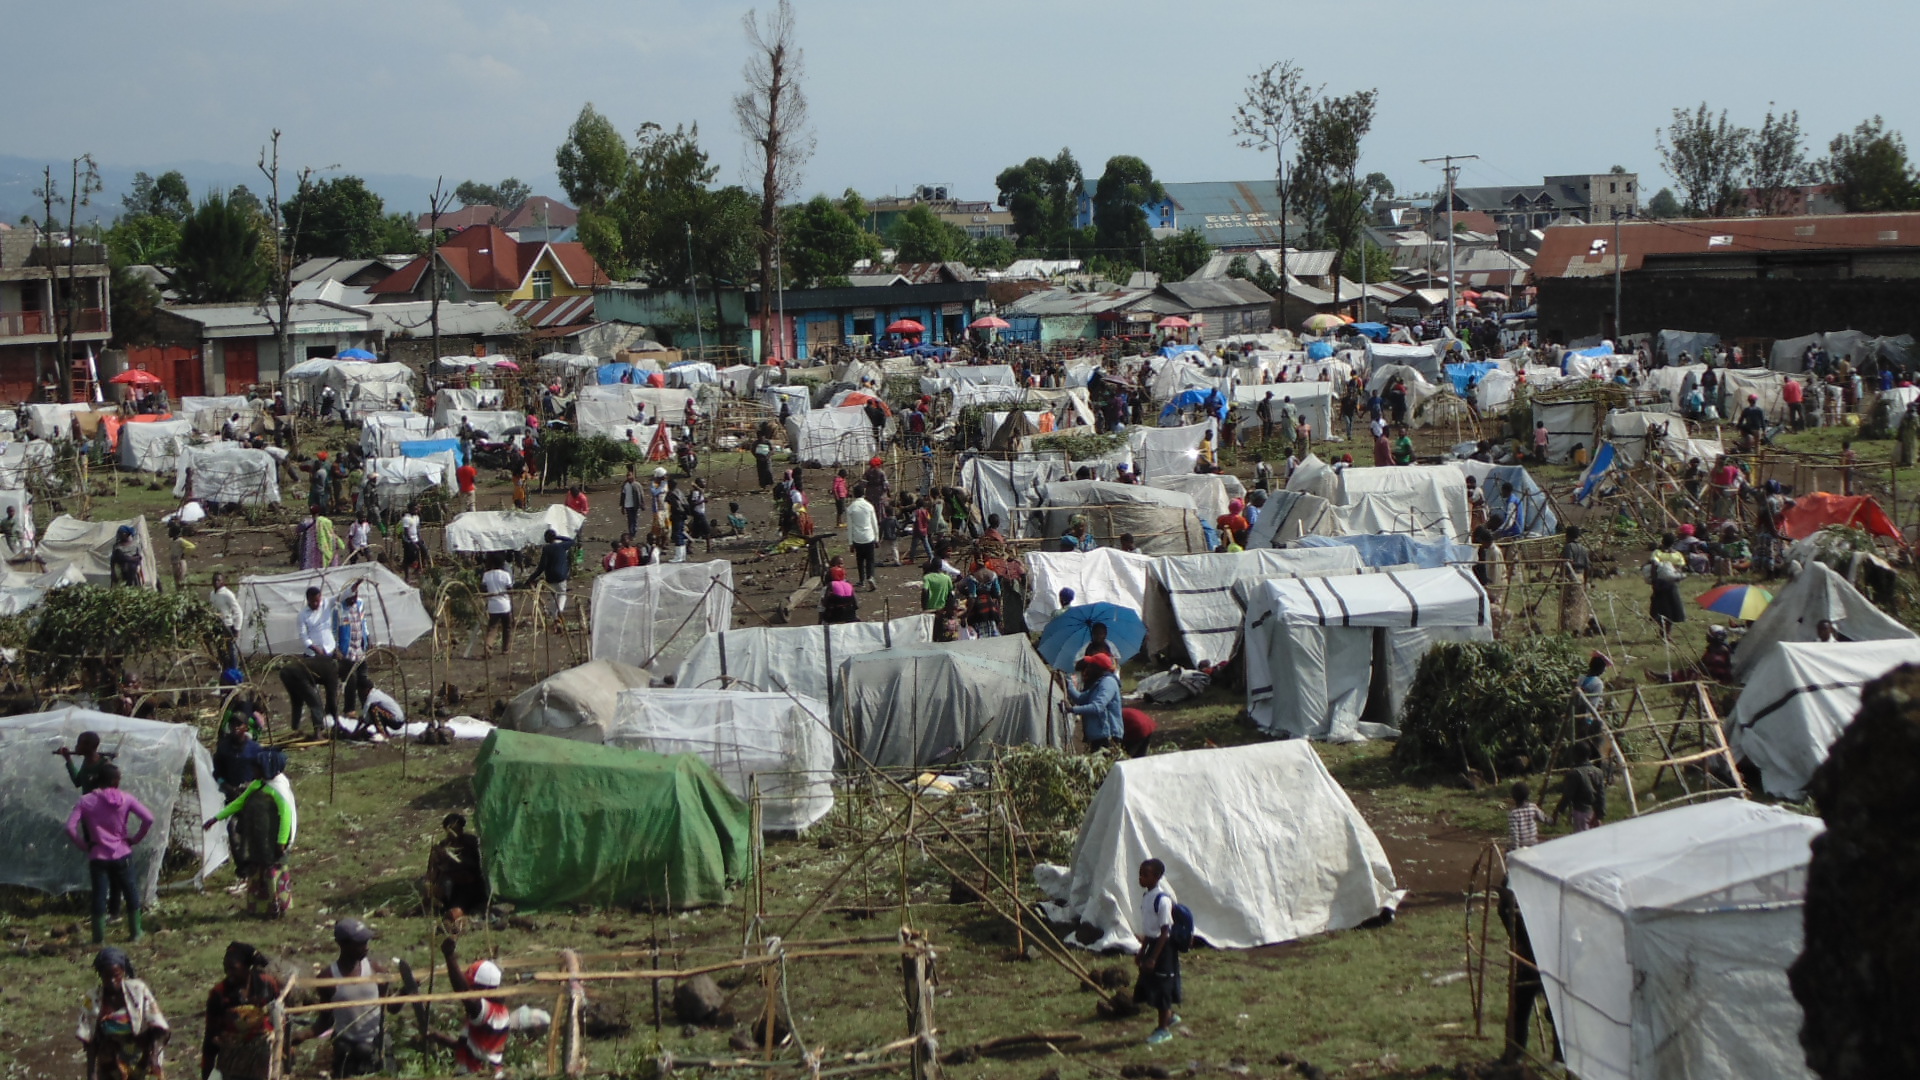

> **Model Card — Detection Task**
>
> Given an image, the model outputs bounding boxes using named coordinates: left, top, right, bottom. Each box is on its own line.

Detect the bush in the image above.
left=1031, top=430, right=1127, bottom=459
left=0, top=585, right=227, bottom=689
left=543, top=431, right=644, bottom=484
left=996, top=744, right=1117, bottom=834
left=1392, top=634, right=1588, bottom=778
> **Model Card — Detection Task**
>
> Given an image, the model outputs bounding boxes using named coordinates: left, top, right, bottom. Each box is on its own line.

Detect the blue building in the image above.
left=769, top=274, right=990, bottom=360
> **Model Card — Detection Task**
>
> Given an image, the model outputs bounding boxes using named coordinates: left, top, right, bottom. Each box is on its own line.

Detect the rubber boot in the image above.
left=91, top=913, right=106, bottom=945
left=128, top=908, right=144, bottom=943
left=672, top=544, right=688, bottom=563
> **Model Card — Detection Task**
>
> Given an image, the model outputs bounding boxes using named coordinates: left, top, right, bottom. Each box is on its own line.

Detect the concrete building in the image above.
left=0, top=232, right=111, bottom=401
left=1443, top=173, right=1640, bottom=231
left=1074, top=180, right=1303, bottom=251
left=145, top=301, right=379, bottom=395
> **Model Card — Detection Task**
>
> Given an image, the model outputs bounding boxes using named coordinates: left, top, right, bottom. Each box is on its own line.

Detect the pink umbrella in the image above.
left=1157, top=316, right=1193, bottom=329
left=489, top=359, right=521, bottom=371
left=969, top=316, right=1011, bottom=330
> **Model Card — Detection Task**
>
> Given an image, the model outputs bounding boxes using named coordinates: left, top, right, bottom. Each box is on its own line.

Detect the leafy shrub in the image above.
left=1031, top=430, right=1127, bottom=459
left=1393, top=634, right=1588, bottom=778
left=543, top=431, right=643, bottom=484
left=996, top=744, right=1116, bottom=834
left=0, top=585, right=227, bottom=688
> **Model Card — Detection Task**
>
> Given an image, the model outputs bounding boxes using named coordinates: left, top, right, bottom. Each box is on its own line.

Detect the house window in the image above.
left=531, top=269, right=554, bottom=300
left=1609, top=182, right=1618, bottom=194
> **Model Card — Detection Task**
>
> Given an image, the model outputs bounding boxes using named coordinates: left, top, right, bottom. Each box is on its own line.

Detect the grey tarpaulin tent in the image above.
left=836, top=636, right=1059, bottom=768
left=500, top=659, right=654, bottom=741
left=175, top=445, right=281, bottom=505
left=1241, top=490, right=1334, bottom=549
left=959, top=456, right=1068, bottom=539
left=1532, top=400, right=1598, bottom=464
left=119, top=419, right=195, bottom=473
left=1730, top=560, right=1916, bottom=682
left=1451, top=461, right=1558, bottom=536
left=673, top=615, right=934, bottom=711
left=236, top=563, right=433, bottom=656
left=1144, top=546, right=1366, bottom=665
left=1033, top=480, right=1206, bottom=555
left=1655, top=329, right=1719, bottom=363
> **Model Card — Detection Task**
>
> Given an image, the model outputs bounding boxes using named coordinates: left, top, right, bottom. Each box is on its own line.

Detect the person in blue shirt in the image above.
left=1067, top=653, right=1123, bottom=752
left=1499, top=481, right=1525, bottom=538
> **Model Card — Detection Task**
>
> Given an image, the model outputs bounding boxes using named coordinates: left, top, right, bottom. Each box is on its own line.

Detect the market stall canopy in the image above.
left=968, top=316, right=1011, bottom=330
left=108, top=369, right=162, bottom=386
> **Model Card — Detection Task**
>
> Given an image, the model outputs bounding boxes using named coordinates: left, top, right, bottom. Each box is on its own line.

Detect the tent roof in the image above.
left=837, top=636, right=1059, bottom=767
left=1729, top=638, right=1920, bottom=798
left=609, top=688, right=834, bottom=831
left=444, top=505, right=585, bottom=552
left=1731, top=561, right=1916, bottom=681
left=1777, top=493, right=1902, bottom=543
left=1252, top=567, right=1489, bottom=628
left=501, top=659, right=653, bottom=741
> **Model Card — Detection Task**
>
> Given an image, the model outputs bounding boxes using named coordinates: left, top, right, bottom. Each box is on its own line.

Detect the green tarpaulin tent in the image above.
left=473, top=729, right=752, bottom=909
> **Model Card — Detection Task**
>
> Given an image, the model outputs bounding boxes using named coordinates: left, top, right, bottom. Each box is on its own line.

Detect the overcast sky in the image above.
left=12, top=0, right=1918, bottom=213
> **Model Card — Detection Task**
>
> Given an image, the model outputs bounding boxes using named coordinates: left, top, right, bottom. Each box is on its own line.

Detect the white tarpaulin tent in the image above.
left=573, top=384, right=694, bottom=440
left=0, top=708, right=229, bottom=899
left=1040, top=741, right=1398, bottom=951
left=1728, top=638, right=1920, bottom=797
left=284, top=359, right=416, bottom=417
left=1231, top=385, right=1336, bottom=440
left=175, top=445, right=281, bottom=505
left=365, top=456, right=447, bottom=513
left=25, top=402, right=90, bottom=440
left=1719, top=369, right=1789, bottom=423
left=1508, top=800, right=1822, bottom=1080
left=1024, top=548, right=1156, bottom=632
left=959, top=457, right=1069, bottom=540
left=1642, top=365, right=1707, bottom=412
left=1244, top=568, right=1491, bottom=740
left=40, top=514, right=158, bottom=587
left=836, top=636, right=1059, bottom=767
left=590, top=562, right=734, bottom=677
left=1450, top=462, right=1559, bottom=538
left=1533, top=401, right=1599, bottom=465
left=360, top=411, right=433, bottom=458
left=1145, top=473, right=1246, bottom=525
left=1731, top=561, right=1916, bottom=682
left=119, top=419, right=194, bottom=473
left=444, top=505, right=585, bottom=553
left=1128, top=423, right=1213, bottom=480
left=1241, top=490, right=1336, bottom=549
left=442, top=409, right=524, bottom=440
left=1339, top=465, right=1471, bottom=541
left=0, top=440, right=56, bottom=490
left=609, top=689, right=834, bottom=831
left=1367, top=340, right=1442, bottom=379
left=432, top=387, right=507, bottom=426
left=1604, top=410, right=1689, bottom=466
left=786, top=407, right=878, bottom=467
left=500, top=659, right=653, bottom=741
left=0, top=563, right=84, bottom=616
left=236, top=563, right=432, bottom=656
left=760, top=384, right=810, bottom=418
left=178, top=395, right=253, bottom=434
left=674, top=615, right=934, bottom=707
left=1144, top=546, right=1366, bottom=664
left=1367, top=365, right=1445, bottom=427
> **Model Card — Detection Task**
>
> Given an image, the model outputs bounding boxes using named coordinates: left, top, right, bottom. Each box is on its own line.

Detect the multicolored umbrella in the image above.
left=1696, top=583, right=1773, bottom=620
left=1302, top=313, right=1343, bottom=333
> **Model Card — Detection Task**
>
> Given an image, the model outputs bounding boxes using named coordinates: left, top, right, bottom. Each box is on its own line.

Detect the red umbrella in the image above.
left=1157, top=316, right=1193, bottom=329
left=109, top=369, right=162, bottom=387
left=968, top=316, right=1011, bottom=330
left=886, top=319, right=924, bottom=335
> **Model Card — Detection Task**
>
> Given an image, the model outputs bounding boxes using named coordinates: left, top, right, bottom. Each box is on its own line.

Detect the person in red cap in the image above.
left=1120, top=707, right=1157, bottom=758
left=431, top=938, right=512, bottom=1078
left=1068, top=653, right=1123, bottom=752
left=862, top=456, right=891, bottom=528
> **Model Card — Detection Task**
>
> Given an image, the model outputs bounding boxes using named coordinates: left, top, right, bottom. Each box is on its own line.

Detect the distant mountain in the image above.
left=0, top=154, right=452, bottom=226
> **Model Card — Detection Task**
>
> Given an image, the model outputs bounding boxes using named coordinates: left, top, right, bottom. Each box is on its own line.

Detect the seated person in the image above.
left=426, top=813, right=487, bottom=924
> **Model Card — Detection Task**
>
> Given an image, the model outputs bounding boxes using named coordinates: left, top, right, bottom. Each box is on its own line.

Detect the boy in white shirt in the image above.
left=481, top=555, right=514, bottom=656
left=1135, top=858, right=1182, bottom=1046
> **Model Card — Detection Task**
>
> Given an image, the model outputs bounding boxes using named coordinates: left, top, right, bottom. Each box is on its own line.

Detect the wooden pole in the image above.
left=564, top=948, right=586, bottom=1078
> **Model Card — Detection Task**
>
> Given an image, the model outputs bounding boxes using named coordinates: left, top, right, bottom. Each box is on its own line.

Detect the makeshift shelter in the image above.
left=359, top=411, right=432, bottom=458
left=1366, top=341, right=1442, bottom=380
left=236, top=563, right=432, bottom=656
left=1655, top=329, right=1719, bottom=364
left=1039, top=741, right=1398, bottom=951
left=1730, top=561, right=1916, bottom=681
left=1718, top=369, right=1788, bottom=422
left=1127, top=423, right=1213, bottom=480
left=664, top=361, right=720, bottom=387
left=1776, top=493, right=1902, bottom=543
left=1240, top=490, right=1335, bottom=549
left=759, top=384, right=811, bottom=418
left=1729, top=638, right=1920, bottom=798
left=674, top=615, right=934, bottom=707
left=501, top=660, right=654, bottom=740
left=0, top=563, right=84, bottom=616
left=959, top=457, right=1069, bottom=540
left=1603, top=410, right=1688, bottom=466
left=1339, top=465, right=1471, bottom=541
left=441, top=409, right=523, bottom=440
left=1145, top=546, right=1366, bottom=665
left=118, top=418, right=194, bottom=473
left=1243, top=568, right=1492, bottom=740
left=431, top=387, right=507, bottom=426
left=178, top=394, right=253, bottom=434
left=0, top=708, right=228, bottom=899
left=836, top=636, right=1059, bottom=768
left=1532, top=400, right=1599, bottom=464
left=175, top=445, right=281, bottom=505
left=1642, top=364, right=1707, bottom=412
left=1451, top=461, right=1559, bottom=537
left=24, top=402, right=90, bottom=439
left=591, top=562, right=734, bottom=677
left=1023, top=548, right=1156, bottom=632
left=1145, top=473, right=1246, bottom=524
left=1290, top=533, right=1471, bottom=568
left=572, top=384, right=693, bottom=440
left=444, top=505, right=585, bottom=553
left=0, top=487, right=37, bottom=555
left=284, top=358, right=416, bottom=417
left=1507, top=800, right=1822, bottom=1080
left=983, top=409, right=1038, bottom=452
left=1366, top=364, right=1446, bottom=427
left=0, top=440, right=55, bottom=490
left=1033, top=480, right=1206, bottom=556
left=609, top=689, right=834, bottom=831
left=39, top=514, right=158, bottom=587
left=365, top=456, right=447, bottom=513
left=472, top=729, right=751, bottom=909
left=785, top=406, right=878, bottom=467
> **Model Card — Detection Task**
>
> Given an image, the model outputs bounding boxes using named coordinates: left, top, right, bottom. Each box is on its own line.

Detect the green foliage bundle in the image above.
left=997, top=744, right=1116, bottom=834
left=1392, top=634, right=1588, bottom=777
left=1031, top=430, right=1127, bottom=458
left=0, top=585, right=226, bottom=685
left=542, top=431, right=643, bottom=484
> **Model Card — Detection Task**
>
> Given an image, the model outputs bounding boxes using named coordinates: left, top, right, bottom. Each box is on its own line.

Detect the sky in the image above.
left=9, top=0, right=1919, bottom=217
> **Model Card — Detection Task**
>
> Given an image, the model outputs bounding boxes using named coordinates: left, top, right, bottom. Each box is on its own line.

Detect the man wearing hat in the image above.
left=295, top=918, right=397, bottom=1076
left=432, top=938, right=513, bottom=1078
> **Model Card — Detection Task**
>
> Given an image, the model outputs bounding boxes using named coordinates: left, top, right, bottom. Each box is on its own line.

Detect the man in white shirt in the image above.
left=481, top=555, right=514, bottom=657
left=1135, top=858, right=1182, bottom=1046
left=399, top=504, right=424, bottom=579
left=347, top=514, right=373, bottom=563
left=282, top=586, right=340, bottom=736
left=845, top=484, right=879, bottom=590
left=210, top=571, right=244, bottom=670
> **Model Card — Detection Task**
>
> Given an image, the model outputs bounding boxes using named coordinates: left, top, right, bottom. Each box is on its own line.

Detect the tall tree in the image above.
left=734, top=0, right=813, bottom=361
left=1091, top=156, right=1165, bottom=268
left=1747, top=105, right=1814, bottom=215
left=1827, top=116, right=1918, bottom=212
left=1232, top=60, right=1319, bottom=291
left=995, top=149, right=1084, bottom=255
left=124, top=170, right=192, bottom=223
left=610, top=123, right=761, bottom=291
left=166, top=192, right=268, bottom=303
left=780, top=191, right=879, bottom=287
left=1645, top=187, right=1683, bottom=219
left=556, top=104, right=632, bottom=212
left=107, top=262, right=162, bottom=348
left=283, top=176, right=387, bottom=259
left=1148, top=229, right=1213, bottom=282
left=104, top=215, right=181, bottom=266
left=1295, top=89, right=1378, bottom=306
left=453, top=178, right=531, bottom=211
left=889, top=204, right=969, bottom=263
left=257, top=130, right=315, bottom=383
left=37, top=157, right=102, bottom=401
left=1656, top=103, right=1751, bottom=217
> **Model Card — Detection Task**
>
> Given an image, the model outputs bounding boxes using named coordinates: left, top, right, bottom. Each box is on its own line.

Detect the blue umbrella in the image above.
left=336, top=348, right=377, bottom=361
left=1035, top=602, right=1147, bottom=672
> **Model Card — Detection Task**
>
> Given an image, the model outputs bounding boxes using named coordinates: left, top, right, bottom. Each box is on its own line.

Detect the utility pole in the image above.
left=686, top=223, right=706, bottom=356
left=1611, top=208, right=1627, bottom=346
left=1421, top=153, right=1477, bottom=332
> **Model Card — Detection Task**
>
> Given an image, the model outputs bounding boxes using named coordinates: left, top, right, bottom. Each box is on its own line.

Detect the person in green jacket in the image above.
left=203, top=758, right=295, bottom=919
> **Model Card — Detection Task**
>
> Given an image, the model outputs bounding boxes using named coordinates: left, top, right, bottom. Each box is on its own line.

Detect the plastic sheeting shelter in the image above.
left=1776, top=492, right=1902, bottom=542
left=360, top=411, right=432, bottom=458
left=610, top=689, right=834, bottom=831
left=1340, top=465, right=1472, bottom=541
left=175, top=445, right=281, bottom=505
left=1602, top=411, right=1687, bottom=466
left=1290, top=533, right=1472, bottom=569
left=674, top=615, right=934, bottom=707
left=786, top=407, right=878, bottom=467
left=1144, top=546, right=1366, bottom=665
left=119, top=418, right=194, bottom=473
left=573, top=385, right=693, bottom=440
left=1042, top=742, right=1398, bottom=951
left=1507, top=800, right=1822, bottom=1080
left=40, top=515, right=158, bottom=587
left=1024, top=548, right=1155, bottom=632
left=1240, top=490, right=1335, bottom=549
left=591, top=562, right=734, bottom=677
left=1128, top=423, right=1213, bottom=480
left=236, top=563, right=432, bottom=656
left=960, top=457, right=1069, bottom=540
left=1452, top=462, right=1558, bottom=537
left=178, top=395, right=253, bottom=433
left=1533, top=400, right=1599, bottom=464
left=0, top=440, right=55, bottom=490
left=1230, top=385, right=1335, bottom=440
left=365, top=457, right=447, bottom=513
left=1719, top=369, right=1788, bottom=422
left=1244, top=568, right=1491, bottom=740
left=0, top=708, right=228, bottom=899
left=1366, top=341, right=1442, bottom=380
left=1730, top=561, right=1916, bottom=682
left=1033, top=480, right=1206, bottom=556
left=1728, top=638, right=1920, bottom=797
left=284, top=359, right=417, bottom=417
left=444, top=505, right=585, bottom=553
left=836, top=636, right=1059, bottom=768
left=473, top=729, right=750, bottom=910
left=501, top=660, right=654, bottom=741
left=432, top=388, right=507, bottom=426
left=1145, top=473, right=1246, bottom=525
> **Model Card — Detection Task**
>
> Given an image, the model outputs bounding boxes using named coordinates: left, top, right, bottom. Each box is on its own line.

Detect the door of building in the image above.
left=224, top=340, right=258, bottom=391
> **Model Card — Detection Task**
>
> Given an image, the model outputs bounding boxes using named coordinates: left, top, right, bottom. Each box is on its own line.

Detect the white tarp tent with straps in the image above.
left=118, top=419, right=195, bottom=473
left=590, top=562, right=734, bottom=678
left=1727, top=638, right=1920, bottom=798
left=1144, top=545, right=1366, bottom=665
left=175, top=445, right=281, bottom=505
left=673, top=615, right=934, bottom=710
left=610, top=688, right=834, bottom=831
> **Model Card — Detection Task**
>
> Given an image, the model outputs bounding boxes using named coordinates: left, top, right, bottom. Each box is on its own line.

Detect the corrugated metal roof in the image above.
left=363, top=301, right=528, bottom=337
left=1532, top=212, right=1920, bottom=278
left=1159, top=278, right=1272, bottom=309
left=1002, top=287, right=1152, bottom=317
left=505, top=295, right=597, bottom=328
left=160, top=300, right=371, bottom=331
left=1184, top=249, right=1336, bottom=281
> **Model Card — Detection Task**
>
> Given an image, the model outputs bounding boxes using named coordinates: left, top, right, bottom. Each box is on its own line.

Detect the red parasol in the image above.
left=109, top=369, right=162, bottom=387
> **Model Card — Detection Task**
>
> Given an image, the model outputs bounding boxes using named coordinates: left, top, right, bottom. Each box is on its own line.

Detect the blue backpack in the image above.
left=1169, top=901, right=1196, bottom=952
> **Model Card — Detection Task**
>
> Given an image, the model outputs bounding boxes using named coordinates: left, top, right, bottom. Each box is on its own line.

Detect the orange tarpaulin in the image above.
left=1777, top=492, right=1903, bottom=543
left=838, top=391, right=891, bottom=415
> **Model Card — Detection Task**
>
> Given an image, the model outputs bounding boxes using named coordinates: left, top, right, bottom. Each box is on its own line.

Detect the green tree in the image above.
left=1645, top=187, right=1683, bottom=218
left=372, top=212, right=425, bottom=255
left=556, top=104, right=631, bottom=211
left=1341, top=241, right=1392, bottom=284
left=607, top=123, right=762, bottom=288
left=167, top=192, right=268, bottom=302
left=1294, top=88, right=1379, bottom=305
left=1827, top=117, right=1918, bottom=212
left=1226, top=253, right=1281, bottom=294
left=969, top=235, right=1016, bottom=271
left=124, top=170, right=192, bottom=222
left=453, top=178, right=531, bottom=210
left=1232, top=60, right=1320, bottom=295
left=107, top=262, right=162, bottom=347
left=996, top=148, right=1084, bottom=255
left=227, top=185, right=263, bottom=218
left=1656, top=103, right=1751, bottom=216
left=1746, top=105, right=1814, bottom=215
left=780, top=191, right=880, bottom=287
left=889, top=203, right=969, bottom=263
left=1091, top=155, right=1164, bottom=266
left=283, top=176, right=388, bottom=259
left=104, top=214, right=181, bottom=265
left=1148, top=229, right=1213, bottom=281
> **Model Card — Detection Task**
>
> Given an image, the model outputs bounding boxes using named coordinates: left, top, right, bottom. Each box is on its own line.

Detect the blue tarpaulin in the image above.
left=1575, top=441, right=1617, bottom=503
left=1560, top=344, right=1615, bottom=373
left=1291, top=534, right=1472, bottom=569
left=1160, top=388, right=1228, bottom=422
left=399, top=438, right=465, bottom=465
left=1160, top=344, right=1205, bottom=360
left=597, top=363, right=635, bottom=385
left=1445, top=361, right=1504, bottom=395
left=1349, top=322, right=1389, bottom=341
left=1305, top=341, right=1335, bottom=360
